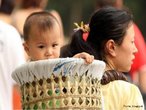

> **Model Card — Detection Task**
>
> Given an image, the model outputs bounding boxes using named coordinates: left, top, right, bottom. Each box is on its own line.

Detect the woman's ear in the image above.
left=105, top=39, right=116, bottom=57
left=23, top=42, right=30, bottom=56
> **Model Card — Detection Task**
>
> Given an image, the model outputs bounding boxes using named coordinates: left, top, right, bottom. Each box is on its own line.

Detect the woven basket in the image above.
left=12, top=58, right=105, bottom=110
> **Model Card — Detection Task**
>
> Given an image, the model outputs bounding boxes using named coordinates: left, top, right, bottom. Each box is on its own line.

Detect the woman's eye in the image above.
left=131, top=41, right=134, bottom=44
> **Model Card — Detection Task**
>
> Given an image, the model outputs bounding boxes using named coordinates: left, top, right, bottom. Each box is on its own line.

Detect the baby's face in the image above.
left=24, top=24, right=61, bottom=61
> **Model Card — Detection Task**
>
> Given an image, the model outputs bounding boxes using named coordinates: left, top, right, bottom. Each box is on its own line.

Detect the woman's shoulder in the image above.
left=102, top=80, right=142, bottom=100
left=110, top=80, right=142, bottom=97
left=102, top=80, right=144, bottom=109
left=108, top=79, right=137, bottom=89
left=101, top=70, right=141, bottom=93
left=111, top=80, right=138, bottom=89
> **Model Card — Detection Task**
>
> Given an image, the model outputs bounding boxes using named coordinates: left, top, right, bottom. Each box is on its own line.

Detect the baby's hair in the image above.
left=23, top=11, right=60, bottom=41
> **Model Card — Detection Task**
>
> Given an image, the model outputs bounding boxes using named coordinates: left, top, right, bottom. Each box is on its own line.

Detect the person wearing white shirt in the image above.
left=0, top=20, right=25, bottom=110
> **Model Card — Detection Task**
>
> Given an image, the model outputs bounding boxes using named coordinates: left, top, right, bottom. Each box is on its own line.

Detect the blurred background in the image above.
left=1, top=0, right=146, bottom=109
left=47, top=0, right=146, bottom=40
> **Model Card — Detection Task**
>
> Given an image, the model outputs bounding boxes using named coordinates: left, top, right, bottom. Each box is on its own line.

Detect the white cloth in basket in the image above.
left=12, top=58, right=105, bottom=85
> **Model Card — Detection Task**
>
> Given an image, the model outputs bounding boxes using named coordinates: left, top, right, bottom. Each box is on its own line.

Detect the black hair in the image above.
left=61, top=29, right=96, bottom=58
left=61, top=6, right=133, bottom=63
left=0, top=0, right=14, bottom=14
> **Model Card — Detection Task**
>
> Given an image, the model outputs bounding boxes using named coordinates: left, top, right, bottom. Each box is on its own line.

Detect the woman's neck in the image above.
left=105, top=61, right=116, bottom=71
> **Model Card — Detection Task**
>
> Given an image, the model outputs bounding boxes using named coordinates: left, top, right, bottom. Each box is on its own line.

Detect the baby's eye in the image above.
left=38, top=45, right=45, bottom=49
left=52, top=43, right=58, bottom=47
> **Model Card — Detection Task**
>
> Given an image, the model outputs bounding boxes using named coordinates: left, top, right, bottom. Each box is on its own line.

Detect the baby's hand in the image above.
left=73, top=52, right=94, bottom=64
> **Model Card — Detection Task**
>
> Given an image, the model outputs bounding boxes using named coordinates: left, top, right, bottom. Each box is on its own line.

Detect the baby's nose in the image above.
left=45, top=48, right=53, bottom=56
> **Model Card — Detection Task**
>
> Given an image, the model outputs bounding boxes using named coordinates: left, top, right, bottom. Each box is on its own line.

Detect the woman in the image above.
left=61, top=7, right=144, bottom=110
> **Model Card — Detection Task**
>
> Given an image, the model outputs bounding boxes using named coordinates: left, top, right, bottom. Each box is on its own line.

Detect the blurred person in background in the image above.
left=0, top=0, right=14, bottom=24
left=11, top=0, right=48, bottom=36
left=96, top=0, right=146, bottom=105
left=0, top=4, right=25, bottom=110
left=0, top=0, right=26, bottom=109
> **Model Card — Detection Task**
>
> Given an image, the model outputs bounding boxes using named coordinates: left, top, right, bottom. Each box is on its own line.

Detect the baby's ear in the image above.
left=23, top=42, right=30, bottom=56
left=105, top=39, right=116, bottom=57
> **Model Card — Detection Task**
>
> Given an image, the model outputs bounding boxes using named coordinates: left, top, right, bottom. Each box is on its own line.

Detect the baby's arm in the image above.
left=73, top=52, right=94, bottom=64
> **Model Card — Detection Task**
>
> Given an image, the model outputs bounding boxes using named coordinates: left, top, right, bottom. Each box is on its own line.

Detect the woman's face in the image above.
left=109, top=24, right=138, bottom=72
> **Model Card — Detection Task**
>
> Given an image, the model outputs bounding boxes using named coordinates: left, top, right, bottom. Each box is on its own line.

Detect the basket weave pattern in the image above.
left=21, top=73, right=102, bottom=110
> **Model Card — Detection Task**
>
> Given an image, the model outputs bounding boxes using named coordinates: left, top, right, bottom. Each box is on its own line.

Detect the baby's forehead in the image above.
left=29, top=24, right=61, bottom=40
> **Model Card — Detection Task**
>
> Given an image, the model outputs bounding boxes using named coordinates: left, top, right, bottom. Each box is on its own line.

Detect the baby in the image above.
left=23, top=11, right=94, bottom=62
